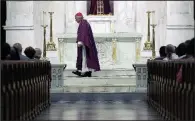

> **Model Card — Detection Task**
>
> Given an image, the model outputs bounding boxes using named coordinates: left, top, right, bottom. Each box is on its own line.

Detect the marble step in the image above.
left=51, top=86, right=137, bottom=93
left=63, top=69, right=136, bottom=78
left=63, top=77, right=136, bottom=86
left=51, top=77, right=136, bottom=89
left=50, top=86, right=147, bottom=93
left=49, top=77, right=146, bottom=93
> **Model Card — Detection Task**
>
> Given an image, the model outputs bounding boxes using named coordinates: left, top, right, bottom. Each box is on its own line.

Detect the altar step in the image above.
left=51, top=76, right=146, bottom=93
left=63, top=69, right=136, bottom=78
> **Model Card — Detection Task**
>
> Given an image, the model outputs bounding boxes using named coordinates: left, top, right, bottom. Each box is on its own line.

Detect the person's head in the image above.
left=159, top=46, right=166, bottom=57
left=24, top=46, right=36, bottom=59
left=34, top=48, right=42, bottom=59
left=186, top=38, right=194, bottom=57
left=165, top=44, right=176, bottom=57
left=1, top=42, right=11, bottom=60
left=13, top=43, right=23, bottom=54
left=10, top=47, right=20, bottom=60
left=75, top=12, right=83, bottom=23
left=185, top=40, right=191, bottom=46
left=176, top=43, right=187, bottom=57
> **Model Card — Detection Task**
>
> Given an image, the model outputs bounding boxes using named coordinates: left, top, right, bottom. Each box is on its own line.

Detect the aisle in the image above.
left=36, top=100, right=162, bottom=120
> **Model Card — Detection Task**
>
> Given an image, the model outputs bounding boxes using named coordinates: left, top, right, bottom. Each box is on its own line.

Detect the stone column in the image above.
left=65, top=1, right=77, bottom=33
left=165, top=1, right=194, bottom=46
left=75, top=1, right=87, bottom=16
left=4, top=1, right=35, bottom=49
left=115, top=1, right=136, bottom=33
left=135, top=1, right=147, bottom=51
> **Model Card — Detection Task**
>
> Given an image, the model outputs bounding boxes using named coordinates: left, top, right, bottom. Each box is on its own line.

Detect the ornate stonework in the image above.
left=96, top=39, right=113, bottom=66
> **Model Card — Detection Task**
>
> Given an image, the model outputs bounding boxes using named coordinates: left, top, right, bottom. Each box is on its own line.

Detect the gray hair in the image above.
left=34, top=48, right=42, bottom=59
left=13, top=43, right=22, bottom=54
left=165, top=44, right=176, bottom=59
left=166, top=44, right=175, bottom=53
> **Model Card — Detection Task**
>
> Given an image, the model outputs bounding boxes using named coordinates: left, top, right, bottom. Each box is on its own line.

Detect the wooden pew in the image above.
left=1, top=61, right=52, bottom=120
left=147, top=60, right=195, bottom=120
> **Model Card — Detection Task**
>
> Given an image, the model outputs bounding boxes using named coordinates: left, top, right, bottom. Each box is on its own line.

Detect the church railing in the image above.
left=1, top=61, right=51, bottom=120
left=147, top=60, right=195, bottom=120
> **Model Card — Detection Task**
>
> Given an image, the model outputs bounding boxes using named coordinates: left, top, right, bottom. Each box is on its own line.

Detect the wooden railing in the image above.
left=1, top=61, right=52, bottom=120
left=147, top=60, right=195, bottom=120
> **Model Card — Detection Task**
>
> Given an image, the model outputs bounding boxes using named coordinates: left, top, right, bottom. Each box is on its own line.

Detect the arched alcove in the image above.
left=87, top=0, right=114, bottom=15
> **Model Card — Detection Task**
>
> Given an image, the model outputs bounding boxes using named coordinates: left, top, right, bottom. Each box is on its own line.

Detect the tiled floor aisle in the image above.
left=36, top=100, right=162, bottom=120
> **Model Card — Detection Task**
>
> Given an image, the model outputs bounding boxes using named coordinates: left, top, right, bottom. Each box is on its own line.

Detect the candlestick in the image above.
left=150, top=24, right=157, bottom=59
left=46, top=12, right=57, bottom=51
left=111, top=20, right=115, bottom=33
left=41, top=24, right=48, bottom=60
left=143, top=11, right=152, bottom=50
left=112, top=38, right=117, bottom=64
left=136, top=40, right=141, bottom=61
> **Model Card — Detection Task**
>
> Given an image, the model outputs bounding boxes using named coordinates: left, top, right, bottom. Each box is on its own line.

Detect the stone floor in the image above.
left=44, top=71, right=158, bottom=120
left=36, top=100, right=162, bottom=120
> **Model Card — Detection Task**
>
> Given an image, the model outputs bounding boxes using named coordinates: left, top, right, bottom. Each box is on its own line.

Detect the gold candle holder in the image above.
left=41, top=25, right=49, bottom=60
left=136, top=40, right=141, bottom=61
left=112, top=38, right=117, bottom=63
left=46, top=12, right=57, bottom=51
left=143, top=11, right=152, bottom=50
left=151, top=24, right=157, bottom=59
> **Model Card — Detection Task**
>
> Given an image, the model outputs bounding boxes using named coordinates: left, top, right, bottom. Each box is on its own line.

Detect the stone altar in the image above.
left=56, top=32, right=142, bottom=70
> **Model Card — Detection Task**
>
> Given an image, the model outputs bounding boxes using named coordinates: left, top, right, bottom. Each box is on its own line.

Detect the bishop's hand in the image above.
left=77, top=41, right=83, bottom=47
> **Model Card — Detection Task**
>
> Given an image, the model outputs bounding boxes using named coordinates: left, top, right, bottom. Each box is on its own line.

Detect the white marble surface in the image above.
left=151, top=1, right=194, bottom=47
left=51, top=77, right=138, bottom=93
left=63, top=69, right=136, bottom=78
left=57, top=33, right=142, bottom=40
left=4, top=1, right=194, bottom=60
left=47, top=51, right=60, bottom=64
left=50, top=76, right=147, bottom=93
left=85, top=16, right=116, bottom=33
left=132, top=63, right=147, bottom=88
left=50, top=64, right=148, bottom=93
left=50, top=64, right=141, bottom=93
left=5, top=1, right=35, bottom=49
left=57, top=33, right=142, bottom=69
left=51, top=64, right=66, bottom=89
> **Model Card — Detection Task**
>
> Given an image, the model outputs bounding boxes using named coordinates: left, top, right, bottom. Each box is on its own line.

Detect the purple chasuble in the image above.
left=76, top=19, right=100, bottom=71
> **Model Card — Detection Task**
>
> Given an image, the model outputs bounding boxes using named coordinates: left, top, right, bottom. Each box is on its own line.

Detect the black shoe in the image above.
left=72, top=70, right=81, bottom=76
left=80, top=71, right=92, bottom=77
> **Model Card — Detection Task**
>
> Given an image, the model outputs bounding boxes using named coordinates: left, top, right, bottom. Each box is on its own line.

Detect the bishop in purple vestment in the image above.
left=72, top=12, right=100, bottom=77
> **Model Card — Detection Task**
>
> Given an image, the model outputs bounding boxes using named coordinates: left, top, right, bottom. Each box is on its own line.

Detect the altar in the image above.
left=55, top=32, right=142, bottom=70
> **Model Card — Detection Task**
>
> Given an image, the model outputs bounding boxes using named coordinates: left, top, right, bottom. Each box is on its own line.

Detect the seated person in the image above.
left=34, top=48, right=42, bottom=60
left=1, top=42, right=11, bottom=60
left=175, top=43, right=187, bottom=59
left=9, top=47, right=20, bottom=60
left=13, top=43, right=29, bottom=60
left=183, top=38, right=194, bottom=59
left=163, top=44, right=178, bottom=60
left=154, top=46, right=166, bottom=60
left=185, top=39, right=191, bottom=46
left=24, top=46, right=36, bottom=59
